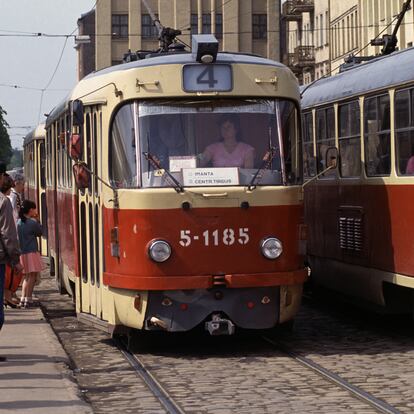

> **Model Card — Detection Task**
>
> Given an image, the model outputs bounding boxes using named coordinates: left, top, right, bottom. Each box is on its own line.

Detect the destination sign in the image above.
left=182, top=167, right=239, bottom=186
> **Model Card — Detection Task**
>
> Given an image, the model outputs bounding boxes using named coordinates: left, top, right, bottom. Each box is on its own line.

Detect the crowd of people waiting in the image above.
left=0, top=163, right=43, bottom=362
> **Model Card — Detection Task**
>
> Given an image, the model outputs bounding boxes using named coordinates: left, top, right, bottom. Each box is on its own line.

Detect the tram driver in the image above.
left=199, top=114, right=255, bottom=169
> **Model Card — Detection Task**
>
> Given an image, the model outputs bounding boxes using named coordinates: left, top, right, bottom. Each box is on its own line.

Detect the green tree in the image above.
left=8, top=148, right=23, bottom=169
left=0, top=105, right=12, bottom=166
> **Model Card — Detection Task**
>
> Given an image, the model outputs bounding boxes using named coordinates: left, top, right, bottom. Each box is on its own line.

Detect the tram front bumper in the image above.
left=103, top=268, right=308, bottom=291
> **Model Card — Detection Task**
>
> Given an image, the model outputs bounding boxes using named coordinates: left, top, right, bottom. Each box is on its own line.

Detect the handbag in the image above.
left=4, top=264, right=23, bottom=293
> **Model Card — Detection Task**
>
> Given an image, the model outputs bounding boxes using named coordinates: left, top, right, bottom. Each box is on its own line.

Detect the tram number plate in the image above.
left=182, top=64, right=232, bottom=92
left=179, top=228, right=249, bottom=247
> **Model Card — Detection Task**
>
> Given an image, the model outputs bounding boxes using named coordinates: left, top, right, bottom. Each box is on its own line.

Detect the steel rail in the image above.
left=114, top=338, right=185, bottom=414
left=262, top=336, right=402, bottom=414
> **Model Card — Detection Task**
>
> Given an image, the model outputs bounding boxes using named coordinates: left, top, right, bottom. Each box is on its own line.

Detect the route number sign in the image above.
left=183, top=64, right=232, bottom=92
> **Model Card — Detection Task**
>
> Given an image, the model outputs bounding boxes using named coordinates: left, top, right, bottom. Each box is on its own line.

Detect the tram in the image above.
left=302, top=46, right=414, bottom=314
left=42, top=34, right=306, bottom=335
left=23, top=124, right=48, bottom=256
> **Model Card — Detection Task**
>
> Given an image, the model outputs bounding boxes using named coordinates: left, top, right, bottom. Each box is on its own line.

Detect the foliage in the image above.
left=0, top=106, right=12, bottom=166
left=8, top=148, right=23, bottom=169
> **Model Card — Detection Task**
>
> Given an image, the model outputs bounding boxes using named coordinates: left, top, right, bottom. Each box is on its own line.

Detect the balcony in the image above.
left=282, top=0, right=314, bottom=20
left=290, top=46, right=315, bottom=68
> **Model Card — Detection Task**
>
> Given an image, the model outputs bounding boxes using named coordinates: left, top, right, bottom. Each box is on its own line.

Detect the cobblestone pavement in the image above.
left=278, top=293, right=414, bottom=413
left=35, top=267, right=414, bottom=413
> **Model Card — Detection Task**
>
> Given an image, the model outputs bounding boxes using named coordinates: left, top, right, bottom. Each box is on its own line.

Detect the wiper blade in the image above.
left=248, top=146, right=278, bottom=191
left=143, top=152, right=184, bottom=193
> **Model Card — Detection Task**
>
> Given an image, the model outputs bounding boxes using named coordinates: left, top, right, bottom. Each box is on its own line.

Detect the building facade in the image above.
left=282, top=0, right=414, bottom=84
left=77, top=0, right=281, bottom=79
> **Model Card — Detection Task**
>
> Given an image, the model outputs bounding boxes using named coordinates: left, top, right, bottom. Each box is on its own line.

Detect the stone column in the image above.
left=175, top=0, right=191, bottom=47
left=239, top=0, right=252, bottom=54
left=129, top=0, right=141, bottom=51
left=223, top=0, right=239, bottom=51
left=159, top=0, right=174, bottom=28
left=96, top=0, right=112, bottom=70
left=267, top=0, right=280, bottom=60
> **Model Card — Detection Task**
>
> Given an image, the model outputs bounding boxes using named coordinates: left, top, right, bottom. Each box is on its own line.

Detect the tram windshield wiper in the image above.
left=248, top=146, right=278, bottom=191
left=143, top=152, right=184, bottom=193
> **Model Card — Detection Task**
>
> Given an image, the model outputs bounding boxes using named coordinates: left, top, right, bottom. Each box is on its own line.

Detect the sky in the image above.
left=0, top=1, right=96, bottom=149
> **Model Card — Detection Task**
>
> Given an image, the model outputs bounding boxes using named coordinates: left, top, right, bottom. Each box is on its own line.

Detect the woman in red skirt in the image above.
left=17, top=200, right=43, bottom=308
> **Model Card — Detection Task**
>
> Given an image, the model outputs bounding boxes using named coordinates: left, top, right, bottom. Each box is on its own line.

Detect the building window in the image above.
left=320, top=14, right=323, bottom=47
left=202, top=13, right=211, bottom=34
left=112, top=14, right=128, bottom=38
left=215, top=13, right=223, bottom=39
left=191, top=13, right=198, bottom=35
left=252, top=14, right=267, bottom=40
left=142, top=14, right=158, bottom=39
left=315, top=16, right=319, bottom=46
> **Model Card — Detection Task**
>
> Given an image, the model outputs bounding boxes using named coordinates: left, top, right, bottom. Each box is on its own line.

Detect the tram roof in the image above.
left=301, top=46, right=414, bottom=109
left=23, top=123, right=45, bottom=147
left=46, top=52, right=290, bottom=126
left=84, top=51, right=285, bottom=79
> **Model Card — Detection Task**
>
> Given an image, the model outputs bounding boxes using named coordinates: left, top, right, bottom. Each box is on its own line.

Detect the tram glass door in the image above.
left=37, top=141, right=48, bottom=256
left=78, top=108, right=102, bottom=319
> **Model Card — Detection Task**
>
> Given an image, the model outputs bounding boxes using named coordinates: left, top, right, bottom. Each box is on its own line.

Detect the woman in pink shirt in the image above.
left=200, top=115, right=254, bottom=168
left=406, top=156, right=414, bottom=174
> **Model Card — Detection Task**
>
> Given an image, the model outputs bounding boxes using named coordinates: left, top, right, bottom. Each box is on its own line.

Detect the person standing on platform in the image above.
left=17, top=200, right=43, bottom=308
left=0, top=163, right=21, bottom=362
left=9, top=173, right=24, bottom=223
left=1, top=175, right=21, bottom=307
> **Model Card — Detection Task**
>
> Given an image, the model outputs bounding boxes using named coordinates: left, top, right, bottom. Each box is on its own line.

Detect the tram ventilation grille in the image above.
left=339, top=216, right=363, bottom=251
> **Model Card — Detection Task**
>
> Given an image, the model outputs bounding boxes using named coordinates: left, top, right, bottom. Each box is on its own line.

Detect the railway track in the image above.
left=115, top=337, right=185, bottom=414
left=262, top=336, right=402, bottom=414
left=115, top=329, right=404, bottom=414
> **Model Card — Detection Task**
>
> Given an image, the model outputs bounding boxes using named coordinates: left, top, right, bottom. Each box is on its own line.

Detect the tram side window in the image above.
left=316, top=106, right=335, bottom=176
left=395, top=88, right=414, bottom=175
left=110, top=103, right=137, bottom=187
left=302, top=111, right=316, bottom=177
left=364, top=95, right=390, bottom=176
left=338, top=101, right=361, bottom=178
left=280, top=101, right=301, bottom=184
left=39, top=142, right=46, bottom=189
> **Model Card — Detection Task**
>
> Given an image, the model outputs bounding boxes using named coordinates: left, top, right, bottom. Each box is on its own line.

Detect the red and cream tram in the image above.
left=302, top=46, right=414, bottom=314
left=23, top=124, right=48, bottom=256
left=44, top=35, right=307, bottom=335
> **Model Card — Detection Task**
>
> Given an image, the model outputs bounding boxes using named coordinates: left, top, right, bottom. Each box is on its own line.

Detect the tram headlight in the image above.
left=148, top=240, right=172, bottom=263
left=260, top=237, right=283, bottom=260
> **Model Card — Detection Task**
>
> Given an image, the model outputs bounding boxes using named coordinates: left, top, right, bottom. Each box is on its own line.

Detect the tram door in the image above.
left=37, top=140, right=48, bottom=256
left=78, top=107, right=103, bottom=319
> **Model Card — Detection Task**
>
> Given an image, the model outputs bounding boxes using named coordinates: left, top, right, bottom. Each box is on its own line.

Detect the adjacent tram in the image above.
left=23, top=124, right=48, bottom=256
left=43, top=34, right=307, bottom=335
left=302, top=46, right=414, bottom=314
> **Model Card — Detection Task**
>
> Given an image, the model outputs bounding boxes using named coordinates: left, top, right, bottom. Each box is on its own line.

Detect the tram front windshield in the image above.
left=110, top=99, right=300, bottom=188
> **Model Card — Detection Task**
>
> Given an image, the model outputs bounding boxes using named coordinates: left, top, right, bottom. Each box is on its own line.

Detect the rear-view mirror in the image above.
left=326, top=147, right=338, bottom=169
left=70, top=133, right=83, bottom=160
left=72, top=100, right=84, bottom=126
left=73, top=163, right=91, bottom=189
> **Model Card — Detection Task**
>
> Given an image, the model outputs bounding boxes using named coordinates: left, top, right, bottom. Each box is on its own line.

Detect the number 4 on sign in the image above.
left=196, top=66, right=218, bottom=88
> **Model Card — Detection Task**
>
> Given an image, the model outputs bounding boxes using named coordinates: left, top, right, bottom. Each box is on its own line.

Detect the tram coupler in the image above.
left=148, top=316, right=168, bottom=330
left=205, top=313, right=235, bottom=336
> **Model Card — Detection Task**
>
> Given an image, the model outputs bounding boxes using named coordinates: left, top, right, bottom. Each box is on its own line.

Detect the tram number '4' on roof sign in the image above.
left=182, top=64, right=233, bottom=92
